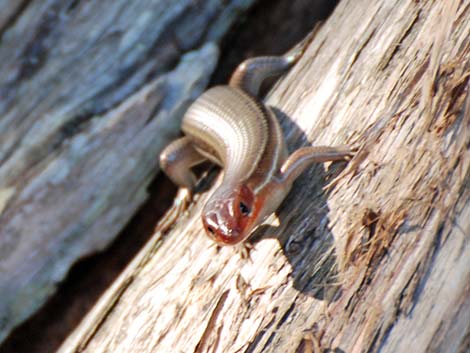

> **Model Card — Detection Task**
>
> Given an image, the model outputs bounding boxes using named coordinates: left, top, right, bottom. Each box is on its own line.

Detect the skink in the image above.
left=160, top=32, right=354, bottom=245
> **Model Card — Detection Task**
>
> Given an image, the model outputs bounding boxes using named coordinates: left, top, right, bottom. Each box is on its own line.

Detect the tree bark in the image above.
left=13, top=0, right=470, bottom=352
left=0, top=0, right=259, bottom=343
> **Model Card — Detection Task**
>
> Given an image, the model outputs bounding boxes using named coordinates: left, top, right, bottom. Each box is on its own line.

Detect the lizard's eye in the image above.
left=239, top=202, right=251, bottom=216
left=207, top=225, right=215, bottom=234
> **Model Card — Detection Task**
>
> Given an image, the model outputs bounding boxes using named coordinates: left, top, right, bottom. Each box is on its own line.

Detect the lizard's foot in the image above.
left=155, top=188, right=193, bottom=233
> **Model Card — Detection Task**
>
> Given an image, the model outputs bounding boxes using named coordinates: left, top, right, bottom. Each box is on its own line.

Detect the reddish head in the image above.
left=202, top=184, right=260, bottom=245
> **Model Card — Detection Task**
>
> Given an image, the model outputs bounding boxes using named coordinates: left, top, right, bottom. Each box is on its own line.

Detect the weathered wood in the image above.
left=59, top=0, right=470, bottom=352
left=0, top=0, right=259, bottom=343
left=27, top=0, right=470, bottom=351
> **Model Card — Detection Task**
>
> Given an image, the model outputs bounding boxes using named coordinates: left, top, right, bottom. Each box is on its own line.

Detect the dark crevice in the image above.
left=383, top=10, right=421, bottom=71
left=211, top=0, right=338, bottom=86
left=51, top=112, right=95, bottom=149
left=348, top=27, right=378, bottom=73
left=66, top=0, right=82, bottom=12
left=258, top=302, right=297, bottom=352
left=376, top=222, right=446, bottom=353
left=16, top=1, right=64, bottom=81
left=0, top=0, right=32, bottom=40
left=245, top=315, right=276, bottom=353
left=366, top=326, right=386, bottom=353
left=276, top=302, right=296, bottom=329
left=407, top=221, right=444, bottom=313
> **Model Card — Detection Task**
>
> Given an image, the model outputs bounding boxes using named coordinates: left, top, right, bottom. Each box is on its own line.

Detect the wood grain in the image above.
left=60, top=0, right=470, bottom=352
left=0, top=0, right=258, bottom=343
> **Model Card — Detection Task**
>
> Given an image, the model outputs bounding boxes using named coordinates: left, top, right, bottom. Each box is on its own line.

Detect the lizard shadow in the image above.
left=246, top=106, right=346, bottom=301
left=192, top=107, right=347, bottom=301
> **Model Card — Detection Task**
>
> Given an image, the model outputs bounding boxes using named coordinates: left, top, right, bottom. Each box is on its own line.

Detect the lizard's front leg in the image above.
left=160, top=136, right=207, bottom=195
left=278, top=145, right=355, bottom=188
left=158, top=137, right=207, bottom=231
left=255, top=145, right=354, bottom=225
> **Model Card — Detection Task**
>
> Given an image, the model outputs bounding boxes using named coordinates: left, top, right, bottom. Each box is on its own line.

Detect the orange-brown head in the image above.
left=202, top=184, right=260, bottom=245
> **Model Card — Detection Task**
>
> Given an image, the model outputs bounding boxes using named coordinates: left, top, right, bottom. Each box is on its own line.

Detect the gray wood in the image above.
left=52, top=0, right=470, bottom=352
left=0, top=0, right=258, bottom=343
left=58, top=0, right=470, bottom=352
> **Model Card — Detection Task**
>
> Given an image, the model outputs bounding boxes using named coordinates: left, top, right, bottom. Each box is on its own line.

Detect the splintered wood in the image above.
left=59, top=0, right=469, bottom=352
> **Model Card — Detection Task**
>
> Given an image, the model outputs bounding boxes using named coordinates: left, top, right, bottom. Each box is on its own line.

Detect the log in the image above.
left=6, top=0, right=470, bottom=351
left=0, top=0, right=259, bottom=343
left=57, top=0, right=470, bottom=352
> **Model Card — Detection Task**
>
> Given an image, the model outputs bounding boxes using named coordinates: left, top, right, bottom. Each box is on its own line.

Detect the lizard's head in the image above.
left=202, top=184, right=261, bottom=245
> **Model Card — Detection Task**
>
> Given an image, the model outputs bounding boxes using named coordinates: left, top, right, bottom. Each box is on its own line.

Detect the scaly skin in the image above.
left=160, top=28, right=354, bottom=245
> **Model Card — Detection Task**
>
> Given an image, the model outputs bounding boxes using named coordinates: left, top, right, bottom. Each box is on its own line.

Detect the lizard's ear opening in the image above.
left=235, top=184, right=254, bottom=218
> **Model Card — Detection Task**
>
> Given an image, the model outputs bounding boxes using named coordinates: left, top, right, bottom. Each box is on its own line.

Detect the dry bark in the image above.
left=0, top=0, right=259, bottom=343
left=25, top=0, right=470, bottom=352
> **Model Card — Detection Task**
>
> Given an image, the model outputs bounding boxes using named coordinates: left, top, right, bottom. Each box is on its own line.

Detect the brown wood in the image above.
left=5, top=0, right=469, bottom=351
left=59, top=0, right=470, bottom=351
left=59, top=0, right=469, bottom=352
left=0, top=0, right=259, bottom=344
